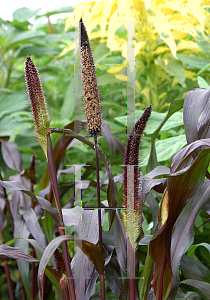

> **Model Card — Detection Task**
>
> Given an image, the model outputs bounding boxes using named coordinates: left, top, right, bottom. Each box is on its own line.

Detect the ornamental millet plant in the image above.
left=123, top=105, right=152, bottom=299
left=25, top=57, right=76, bottom=300
left=123, top=105, right=152, bottom=248
left=80, top=18, right=105, bottom=300
left=25, top=56, right=50, bottom=158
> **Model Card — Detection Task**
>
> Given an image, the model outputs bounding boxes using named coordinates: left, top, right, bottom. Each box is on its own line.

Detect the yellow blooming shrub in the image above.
left=64, top=0, right=210, bottom=111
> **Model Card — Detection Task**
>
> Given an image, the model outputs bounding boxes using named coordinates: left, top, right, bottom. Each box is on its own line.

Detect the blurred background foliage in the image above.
left=0, top=0, right=210, bottom=193
left=0, top=0, right=210, bottom=179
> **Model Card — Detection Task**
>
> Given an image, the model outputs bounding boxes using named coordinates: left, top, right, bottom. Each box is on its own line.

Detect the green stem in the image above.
left=138, top=246, right=154, bottom=300
left=128, top=238, right=135, bottom=300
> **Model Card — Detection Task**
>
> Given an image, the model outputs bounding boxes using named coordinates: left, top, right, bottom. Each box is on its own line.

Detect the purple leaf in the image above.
left=114, top=210, right=126, bottom=274
left=20, top=208, right=47, bottom=250
left=102, top=120, right=116, bottom=161
left=1, top=140, right=21, bottom=172
left=0, top=244, right=39, bottom=262
left=38, top=235, right=104, bottom=300
left=0, top=180, right=62, bottom=227
left=181, top=279, right=210, bottom=298
left=183, top=88, right=210, bottom=147
left=169, top=180, right=210, bottom=299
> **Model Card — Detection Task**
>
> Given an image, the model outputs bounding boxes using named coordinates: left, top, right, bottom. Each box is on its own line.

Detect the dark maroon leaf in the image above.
left=38, top=235, right=104, bottom=299
left=20, top=208, right=47, bottom=250
left=50, top=127, right=118, bottom=224
left=104, top=255, right=123, bottom=298
left=47, top=133, right=63, bottom=221
left=1, top=140, right=21, bottom=172
left=72, top=209, right=104, bottom=300
left=147, top=99, right=184, bottom=172
left=0, top=194, right=6, bottom=235
left=143, top=176, right=167, bottom=195
left=168, top=180, right=210, bottom=299
left=14, top=215, right=31, bottom=298
left=84, top=270, right=99, bottom=300
left=0, top=180, right=62, bottom=227
left=102, top=120, right=116, bottom=161
left=113, top=136, right=125, bottom=156
left=0, top=244, right=39, bottom=262
left=171, top=139, right=210, bottom=172
left=144, top=192, right=159, bottom=223
left=38, top=120, right=86, bottom=189
left=150, top=145, right=210, bottom=300
left=183, top=88, right=210, bottom=148
left=114, top=210, right=126, bottom=274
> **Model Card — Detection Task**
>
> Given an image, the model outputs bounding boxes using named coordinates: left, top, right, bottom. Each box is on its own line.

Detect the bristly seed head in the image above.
left=80, top=17, right=102, bottom=136
left=123, top=105, right=152, bottom=248
left=25, top=56, right=50, bottom=157
left=54, top=248, right=66, bottom=275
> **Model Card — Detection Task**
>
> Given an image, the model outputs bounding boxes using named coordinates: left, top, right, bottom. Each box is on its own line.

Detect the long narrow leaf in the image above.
left=38, top=235, right=104, bottom=299
left=168, top=180, right=210, bottom=299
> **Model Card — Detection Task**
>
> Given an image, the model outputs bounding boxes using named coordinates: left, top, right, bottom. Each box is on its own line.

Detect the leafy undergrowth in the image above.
left=1, top=88, right=210, bottom=299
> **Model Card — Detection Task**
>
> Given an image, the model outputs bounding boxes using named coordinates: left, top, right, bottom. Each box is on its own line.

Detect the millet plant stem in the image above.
left=2, top=260, right=15, bottom=300
left=47, top=132, right=76, bottom=300
left=94, top=132, right=105, bottom=300
left=128, top=238, right=135, bottom=300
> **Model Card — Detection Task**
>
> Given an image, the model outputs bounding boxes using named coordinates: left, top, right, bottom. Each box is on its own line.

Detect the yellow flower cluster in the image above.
left=65, top=0, right=210, bottom=58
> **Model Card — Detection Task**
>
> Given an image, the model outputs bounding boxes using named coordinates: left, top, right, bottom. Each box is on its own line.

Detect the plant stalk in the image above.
left=138, top=245, right=154, bottom=300
left=0, top=172, right=14, bottom=232
left=59, top=226, right=75, bottom=300
left=2, top=260, right=15, bottom=300
left=47, top=132, right=76, bottom=300
left=94, top=132, right=105, bottom=300
left=128, top=237, right=135, bottom=300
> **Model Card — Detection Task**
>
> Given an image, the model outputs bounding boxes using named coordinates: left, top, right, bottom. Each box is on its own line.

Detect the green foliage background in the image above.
left=1, top=4, right=210, bottom=299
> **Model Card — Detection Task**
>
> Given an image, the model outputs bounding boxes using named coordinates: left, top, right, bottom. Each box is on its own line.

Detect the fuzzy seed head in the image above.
left=25, top=56, right=50, bottom=157
left=123, top=105, right=152, bottom=247
left=80, top=18, right=102, bottom=136
left=54, top=248, right=66, bottom=275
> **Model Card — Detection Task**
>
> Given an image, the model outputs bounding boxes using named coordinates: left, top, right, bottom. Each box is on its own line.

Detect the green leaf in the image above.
left=177, top=54, right=210, bottom=69
left=115, top=110, right=183, bottom=135
left=188, top=243, right=210, bottom=258
left=12, top=7, right=41, bottom=22
left=36, top=6, right=73, bottom=18
left=0, top=92, right=29, bottom=118
left=157, top=56, right=186, bottom=87
left=142, top=135, right=187, bottom=166
left=7, top=31, right=45, bottom=49
left=146, top=99, right=184, bottom=171
left=197, top=76, right=210, bottom=89
left=17, top=45, right=60, bottom=57
left=60, top=80, right=75, bottom=120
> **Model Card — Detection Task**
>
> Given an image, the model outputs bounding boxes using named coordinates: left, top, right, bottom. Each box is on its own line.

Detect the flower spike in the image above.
left=25, top=56, right=50, bottom=158
left=80, top=18, right=102, bottom=136
left=123, top=105, right=152, bottom=248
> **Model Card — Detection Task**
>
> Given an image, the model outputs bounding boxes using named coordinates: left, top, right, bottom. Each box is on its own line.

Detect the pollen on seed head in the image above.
left=25, top=56, right=50, bottom=157
left=80, top=18, right=102, bottom=136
